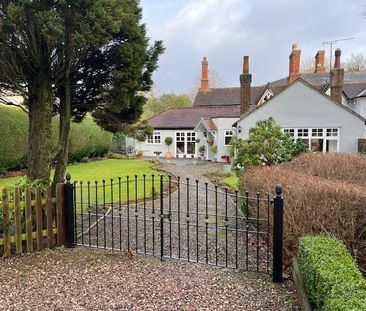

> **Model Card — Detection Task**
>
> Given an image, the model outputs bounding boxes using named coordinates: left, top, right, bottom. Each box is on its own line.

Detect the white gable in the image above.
left=258, top=89, right=274, bottom=105
left=236, top=80, right=365, bottom=153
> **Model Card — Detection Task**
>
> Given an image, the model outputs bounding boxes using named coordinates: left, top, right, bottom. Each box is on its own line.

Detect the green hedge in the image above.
left=0, top=106, right=112, bottom=173
left=298, top=236, right=366, bottom=311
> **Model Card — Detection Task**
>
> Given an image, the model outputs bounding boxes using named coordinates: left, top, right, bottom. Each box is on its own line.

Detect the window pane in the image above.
left=284, top=129, right=295, bottom=137
left=326, top=140, right=337, bottom=152
left=312, top=129, right=323, bottom=137
left=187, top=142, right=195, bottom=154
left=176, top=142, right=184, bottom=154
left=225, top=130, right=234, bottom=145
left=327, top=128, right=338, bottom=137
left=298, top=129, right=309, bottom=137
left=311, top=139, right=324, bottom=152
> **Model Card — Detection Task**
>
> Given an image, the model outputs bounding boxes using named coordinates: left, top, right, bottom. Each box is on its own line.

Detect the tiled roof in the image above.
left=193, top=86, right=265, bottom=107
left=202, top=118, right=218, bottom=130
left=270, top=71, right=366, bottom=96
left=343, top=83, right=366, bottom=98
left=148, top=106, right=240, bottom=129
left=148, top=70, right=366, bottom=129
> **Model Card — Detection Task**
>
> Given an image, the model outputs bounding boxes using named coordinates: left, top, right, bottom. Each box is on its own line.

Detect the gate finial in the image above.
left=66, top=173, right=71, bottom=184
left=275, top=184, right=283, bottom=197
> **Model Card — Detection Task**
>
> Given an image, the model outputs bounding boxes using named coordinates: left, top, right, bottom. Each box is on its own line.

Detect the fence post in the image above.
left=64, top=173, right=76, bottom=248
left=272, top=184, right=284, bottom=283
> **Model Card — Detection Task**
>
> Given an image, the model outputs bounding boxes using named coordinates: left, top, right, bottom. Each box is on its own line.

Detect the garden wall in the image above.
left=0, top=106, right=112, bottom=173
left=241, top=152, right=366, bottom=270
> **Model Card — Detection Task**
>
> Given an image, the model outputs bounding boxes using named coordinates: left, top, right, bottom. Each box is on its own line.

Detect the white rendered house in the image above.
left=142, top=45, right=366, bottom=160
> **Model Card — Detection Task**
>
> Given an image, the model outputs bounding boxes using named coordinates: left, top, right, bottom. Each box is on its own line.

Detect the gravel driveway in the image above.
left=0, top=248, right=299, bottom=310
left=75, top=160, right=272, bottom=272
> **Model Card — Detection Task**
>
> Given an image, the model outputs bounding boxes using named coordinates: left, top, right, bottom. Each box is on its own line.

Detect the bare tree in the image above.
left=344, top=53, right=366, bottom=72
left=188, top=69, right=225, bottom=102
left=301, top=56, right=330, bottom=73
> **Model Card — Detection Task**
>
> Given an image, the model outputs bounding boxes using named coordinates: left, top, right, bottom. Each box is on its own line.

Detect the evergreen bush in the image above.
left=0, top=107, right=112, bottom=172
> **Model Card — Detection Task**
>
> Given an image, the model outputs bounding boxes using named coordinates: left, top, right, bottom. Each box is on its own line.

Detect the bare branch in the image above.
left=0, top=97, right=29, bottom=114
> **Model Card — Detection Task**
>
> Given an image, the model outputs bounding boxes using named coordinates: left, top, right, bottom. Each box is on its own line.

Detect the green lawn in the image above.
left=0, top=159, right=165, bottom=205
left=223, top=173, right=239, bottom=190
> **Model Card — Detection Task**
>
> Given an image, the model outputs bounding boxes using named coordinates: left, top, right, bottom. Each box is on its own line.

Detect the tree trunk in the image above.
left=53, top=5, right=74, bottom=185
left=53, top=77, right=71, bottom=185
left=27, top=76, right=53, bottom=182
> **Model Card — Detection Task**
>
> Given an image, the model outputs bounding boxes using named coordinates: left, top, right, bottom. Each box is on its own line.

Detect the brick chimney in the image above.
left=330, top=49, right=344, bottom=104
left=314, top=50, right=326, bottom=74
left=288, top=43, right=301, bottom=85
left=240, top=56, right=252, bottom=114
left=200, top=57, right=209, bottom=91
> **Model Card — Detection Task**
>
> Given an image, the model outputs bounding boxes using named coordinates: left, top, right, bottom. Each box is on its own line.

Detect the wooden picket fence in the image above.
left=0, top=184, right=65, bottom=257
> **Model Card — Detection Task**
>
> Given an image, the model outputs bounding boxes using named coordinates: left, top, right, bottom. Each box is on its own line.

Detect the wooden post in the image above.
left=36, top=187, right=43, bottom=251
left=56, top=183, right=65, bottom=246
left=14, top=188, right=22, bottom=254
left=25, top=187, right=33, bottom=252
left=46, top=186, right=53, bottom=248
left=2, top=189, right=10, bottom=257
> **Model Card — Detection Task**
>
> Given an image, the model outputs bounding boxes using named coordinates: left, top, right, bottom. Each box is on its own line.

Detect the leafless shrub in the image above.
left=241, top=153, right=366, bottom=270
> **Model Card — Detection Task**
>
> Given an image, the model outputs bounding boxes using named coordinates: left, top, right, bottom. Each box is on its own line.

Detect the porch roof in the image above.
left=194, top=118, right=218, bottom=132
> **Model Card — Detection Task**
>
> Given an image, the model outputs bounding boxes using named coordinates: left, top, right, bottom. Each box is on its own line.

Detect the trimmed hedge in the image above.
left=0, top=107, right=29, bottom=172
left=298, top=236, right=366, bottom=311
left=0, top=106, right=112, bottom=173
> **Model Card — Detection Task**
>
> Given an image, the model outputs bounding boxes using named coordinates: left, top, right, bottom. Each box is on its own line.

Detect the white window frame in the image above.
left=146, top=131, right=162, bottom=144
left=175, top=131, right=196, bottom=156
left=224, top=130, right=234, bottom=146
left=282, top=127, right=340, bottom=152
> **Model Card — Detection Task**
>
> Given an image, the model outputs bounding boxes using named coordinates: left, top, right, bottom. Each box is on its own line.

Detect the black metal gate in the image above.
left=64, top=173, right=283, bottom=282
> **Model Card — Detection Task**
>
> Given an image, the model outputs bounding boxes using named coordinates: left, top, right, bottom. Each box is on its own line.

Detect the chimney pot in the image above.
left=334, top=48, right=341, bottom=69
left=243, top=56, right=249, bottom=74
left=200, top=57, right=209, bottom=91
left=288, top=43, right=301, bottom=85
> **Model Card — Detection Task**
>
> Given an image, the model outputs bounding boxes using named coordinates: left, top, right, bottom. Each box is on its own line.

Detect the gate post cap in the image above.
left=275, top=184, right=283, bottom=197
left=66, top=173, right=71, bottom=184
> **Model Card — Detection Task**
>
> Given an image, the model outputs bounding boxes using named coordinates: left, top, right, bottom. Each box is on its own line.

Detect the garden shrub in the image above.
left=241, top=152, right=366, bottom=271
left=299, top=236, right=366, bottom=311
left=230, top=117, right=307, bottom=173
left=0, top=106, right=112, bottom=172
left=0, top=107, right=29, bottom=172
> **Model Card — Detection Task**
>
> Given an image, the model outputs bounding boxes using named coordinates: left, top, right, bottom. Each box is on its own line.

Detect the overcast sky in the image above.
left=140, top=0, right=366, bottom=94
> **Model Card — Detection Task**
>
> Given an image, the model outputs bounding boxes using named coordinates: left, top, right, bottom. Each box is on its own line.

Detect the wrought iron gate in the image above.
left=65, top=173, right=283, bottom=282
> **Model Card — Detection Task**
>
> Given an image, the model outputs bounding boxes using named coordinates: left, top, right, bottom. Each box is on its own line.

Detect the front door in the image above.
left=176, top=132, right=196, bottom=157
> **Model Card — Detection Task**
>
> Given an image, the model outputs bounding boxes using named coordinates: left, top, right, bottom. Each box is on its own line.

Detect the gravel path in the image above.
left=0, top=248, right=299, bottom=310
left=75, top=160, right=271, bottom=271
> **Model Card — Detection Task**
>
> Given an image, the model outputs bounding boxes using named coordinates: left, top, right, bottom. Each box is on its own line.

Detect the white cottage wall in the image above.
left=212, top=117, right=239, bottom=161
left=139, top=129, right=177, bottom=157
left=236, top=81, right=365, bottom=153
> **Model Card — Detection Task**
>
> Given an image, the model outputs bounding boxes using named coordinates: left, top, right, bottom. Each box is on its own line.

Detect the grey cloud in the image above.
left=142, top=0, right=366, bottom=94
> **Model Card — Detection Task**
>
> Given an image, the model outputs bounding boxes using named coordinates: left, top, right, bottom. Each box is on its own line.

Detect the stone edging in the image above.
left=292, top=256, right=312, bottom=311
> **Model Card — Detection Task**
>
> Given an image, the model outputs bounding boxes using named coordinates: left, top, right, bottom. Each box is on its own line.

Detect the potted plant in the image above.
left=136, top=150, right=144, bottom=160
left=210, top=144, right=218, bottom=162
left=195, top=138, right=201, bottom=144
left=206, top=138, right=214, bottom=146
left=165, top=136, right=173, bottom=159
left=199, top=145, right=206, bottom=161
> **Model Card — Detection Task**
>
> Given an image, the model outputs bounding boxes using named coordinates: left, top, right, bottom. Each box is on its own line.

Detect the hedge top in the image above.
left=299, top=236, right=366, bottom=311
